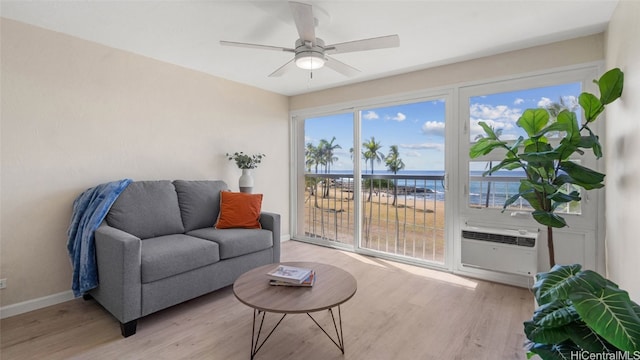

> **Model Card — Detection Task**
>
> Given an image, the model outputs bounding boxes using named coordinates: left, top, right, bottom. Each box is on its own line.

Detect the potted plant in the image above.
left=469, top=68, right=624, bottom=268
left=470, top=69, right=634, bottom=359
left=226, top=152, right=265, bottom=193
left=525, top=264, right=640, bottom=358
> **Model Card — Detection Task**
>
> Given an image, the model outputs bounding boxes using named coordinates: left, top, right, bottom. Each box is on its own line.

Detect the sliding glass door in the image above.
left=293, top=97, right=448, bottom=266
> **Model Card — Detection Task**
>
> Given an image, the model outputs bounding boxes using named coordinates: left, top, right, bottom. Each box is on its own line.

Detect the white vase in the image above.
left=239, top=169, right=254, bottom=193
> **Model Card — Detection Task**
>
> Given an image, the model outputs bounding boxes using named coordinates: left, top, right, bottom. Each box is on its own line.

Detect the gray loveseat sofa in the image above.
left=88, top=180, right=280, bottom=337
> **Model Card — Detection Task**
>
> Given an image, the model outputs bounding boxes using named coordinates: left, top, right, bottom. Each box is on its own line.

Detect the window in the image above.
left=467, top=82, right=583, bottom=214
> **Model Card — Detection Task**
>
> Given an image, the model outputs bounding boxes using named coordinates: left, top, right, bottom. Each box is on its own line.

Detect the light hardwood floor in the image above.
left=1, top=241, right=533, bottom=359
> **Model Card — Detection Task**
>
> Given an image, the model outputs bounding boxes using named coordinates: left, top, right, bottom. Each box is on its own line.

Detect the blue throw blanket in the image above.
left=67, top=179, right=132, bottom=297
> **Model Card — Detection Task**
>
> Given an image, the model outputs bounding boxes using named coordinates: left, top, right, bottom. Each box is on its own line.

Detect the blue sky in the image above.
left=305, top=82, right=581, bottom=172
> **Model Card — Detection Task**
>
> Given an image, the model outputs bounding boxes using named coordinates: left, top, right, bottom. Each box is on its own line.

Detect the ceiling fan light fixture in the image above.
left=295, top=52, right=325, bottom=70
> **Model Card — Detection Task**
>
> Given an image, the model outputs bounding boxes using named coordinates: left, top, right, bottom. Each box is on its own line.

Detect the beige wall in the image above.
left=0, top=18, right=290, bottom=307
left=605, top=0, right=640, bottom=302
left=290, top=34, right=604, bottom=110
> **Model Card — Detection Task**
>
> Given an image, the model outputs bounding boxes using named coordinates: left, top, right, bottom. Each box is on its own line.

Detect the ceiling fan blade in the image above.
left=220, top=40, right=294, bottom=53
left=326, top=34, right=400, bottom=54
left=324, top=56, right=361, bottom=77
left=269, top=59, right=297, bottom=77
left=289, top=1, right=316, bottom=42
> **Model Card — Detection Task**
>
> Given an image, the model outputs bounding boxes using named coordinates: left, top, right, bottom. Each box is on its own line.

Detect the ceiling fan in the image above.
left=220, top=1, right=400, bottom=77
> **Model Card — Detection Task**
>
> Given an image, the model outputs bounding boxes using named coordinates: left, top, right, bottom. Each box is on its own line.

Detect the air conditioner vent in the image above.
left=461, top=226, right=538, bottom=276
left=461, top=230, right=535, bottom=247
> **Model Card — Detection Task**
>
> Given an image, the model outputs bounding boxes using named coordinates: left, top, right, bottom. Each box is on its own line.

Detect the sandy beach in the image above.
left=302, top=187, right=446, bottom=262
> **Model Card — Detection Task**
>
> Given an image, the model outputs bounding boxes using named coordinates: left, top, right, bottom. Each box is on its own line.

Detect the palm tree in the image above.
left=362, top=136, right=384, bottom=245
left=362, top=136, right=384, bottom=202
left=474, top=127, right=502, bottom=208
left=385, top=145, right=405, bottom=207
left=304, top=142, right=322, bottom=207
left=385, top=145, right=405, bottom=253
left=319, top=137, right=341, bottom=198
left=305, top=142, right=317, bottom=173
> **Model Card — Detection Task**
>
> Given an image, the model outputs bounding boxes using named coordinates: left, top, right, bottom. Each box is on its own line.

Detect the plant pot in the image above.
left=239, top=169, right=254, bottom=193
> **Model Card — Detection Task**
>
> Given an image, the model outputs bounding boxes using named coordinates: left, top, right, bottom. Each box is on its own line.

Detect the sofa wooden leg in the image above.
left=120, top=320, right=137, bottom=337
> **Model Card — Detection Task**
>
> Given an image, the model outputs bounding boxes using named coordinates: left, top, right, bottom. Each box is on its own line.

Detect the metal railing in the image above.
left=301, top=172, right=580, bottom=264
left=468, top=175, right=581, bottom=214
left=302, top=173, right=446, bottom=263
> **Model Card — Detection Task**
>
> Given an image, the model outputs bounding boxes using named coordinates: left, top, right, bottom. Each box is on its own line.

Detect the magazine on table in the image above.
left=267, top=265, right=313, bottom=284
left=269, top=271, right=316, bottom=287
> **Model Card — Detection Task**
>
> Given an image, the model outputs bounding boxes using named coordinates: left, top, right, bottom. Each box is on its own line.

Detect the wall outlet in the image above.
left=0, top=278, right=6, bottom=289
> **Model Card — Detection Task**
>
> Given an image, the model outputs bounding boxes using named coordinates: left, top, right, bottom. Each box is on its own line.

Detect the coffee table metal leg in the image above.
left=251, top=309, right=287, bottom=359
left=249, top=306, right=346, bottom=359
left=306, top=305, right=346, bottom=354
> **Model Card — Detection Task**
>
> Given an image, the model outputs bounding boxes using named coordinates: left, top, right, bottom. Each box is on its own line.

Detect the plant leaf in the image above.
left=585, top=127, right=604, bottom=159
left=570, top=286, right=640, bottom=352
left=536, top=121, right=570, bottom=138
left=478, top=121, right=500, bottom=139
left=517, top=109, right=550, bottom=137
left=526, top=341, right=580, bottom=360
left=558, top=161, right=605, bottom=189
left=532, top=264, right=606, bottom=304
left=533, top=210, right=567, bottom=228
left=548, top=190, right=581, bottom=203
left=597, top=67, right=624, bottom=105
left=579, top=92, right=604, bottom=123
left=469, top=137, right=506, bottom=158
left=519, top=150, right=560, bottom=164
left=503, top=192, right=525, bottom=211
left=566, top=321, right=618, bottom=353
left=485, top=158, right=521, bottom=175
left=519, top=181, right=544, bottom=210
left=532, top=300, right=580, bottom=329
left=524, top=316, right=572, bottom=344
left=556, top=110, right=580, bottom=144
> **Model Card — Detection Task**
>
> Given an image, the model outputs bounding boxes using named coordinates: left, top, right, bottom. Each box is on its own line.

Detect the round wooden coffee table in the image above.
left=233, top=262, right=357, bottom=359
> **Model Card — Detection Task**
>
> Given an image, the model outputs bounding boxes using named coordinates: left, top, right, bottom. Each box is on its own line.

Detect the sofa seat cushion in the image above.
left=141, top=234, right=220, bottom=283
left=187, top=228, right=273, bottom=260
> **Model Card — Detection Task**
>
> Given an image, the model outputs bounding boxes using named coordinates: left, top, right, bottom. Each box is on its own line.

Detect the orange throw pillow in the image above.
left=215, top=191, right=263, bottom=229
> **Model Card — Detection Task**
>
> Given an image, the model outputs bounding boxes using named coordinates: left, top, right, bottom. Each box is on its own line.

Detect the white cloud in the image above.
left=537, top=97, right=552, bottom=108
left=362, top=110, right=379, bottom=120
left=514, top=98, right=524, bottom=105
left=470, top=103, right=521, bottom=123
left=421, top=121, right=446, bottom=137
left=403, top=150, right=421, bottom=157
left=400, top=143, right=444, bottom=152
left=561, top=95, right=578, bottom=110
left=469, top=103, right=522, bottom=140
left=390, top=112, right=406, bottom=122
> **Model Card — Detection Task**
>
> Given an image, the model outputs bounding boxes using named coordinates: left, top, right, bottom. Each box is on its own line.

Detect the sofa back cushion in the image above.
left=173, top=180, right=229, bottom=232
left=107, top=180, right=185, bottom=239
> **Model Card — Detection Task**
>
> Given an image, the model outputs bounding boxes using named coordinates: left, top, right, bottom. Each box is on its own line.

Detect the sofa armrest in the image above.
left=91, top=223, right=142, bottom=324
left=260, top=212, right=281, bottom=263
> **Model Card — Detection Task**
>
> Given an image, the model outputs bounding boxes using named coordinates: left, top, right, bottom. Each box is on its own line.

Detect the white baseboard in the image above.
left=1, top=290, right=75, bottom=319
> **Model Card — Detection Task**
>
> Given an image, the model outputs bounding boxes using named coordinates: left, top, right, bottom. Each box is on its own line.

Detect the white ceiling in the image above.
left=1, top=0, right=619, bottom=96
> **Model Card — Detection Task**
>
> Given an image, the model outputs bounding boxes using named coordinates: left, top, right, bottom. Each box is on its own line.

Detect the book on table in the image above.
left=267, top=265, right=313, bottom=284
left=269, top=271, right=316, bottom=287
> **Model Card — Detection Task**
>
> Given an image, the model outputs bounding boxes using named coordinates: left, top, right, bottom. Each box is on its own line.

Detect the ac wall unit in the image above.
left=461, top=226, right=538, bottom=276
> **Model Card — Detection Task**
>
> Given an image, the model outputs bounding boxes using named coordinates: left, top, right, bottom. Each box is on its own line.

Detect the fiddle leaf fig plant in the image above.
left=524, top=264, right=640, bottom=359
left=469, top=68, right=624, bottom=268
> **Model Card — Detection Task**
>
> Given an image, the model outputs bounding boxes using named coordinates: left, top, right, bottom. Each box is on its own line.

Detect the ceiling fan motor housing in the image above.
left=294, top=38, right=327, bottom=69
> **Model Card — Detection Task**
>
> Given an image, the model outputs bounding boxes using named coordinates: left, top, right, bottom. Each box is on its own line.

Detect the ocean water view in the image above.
left=311, top=169, right=526, bottom=207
